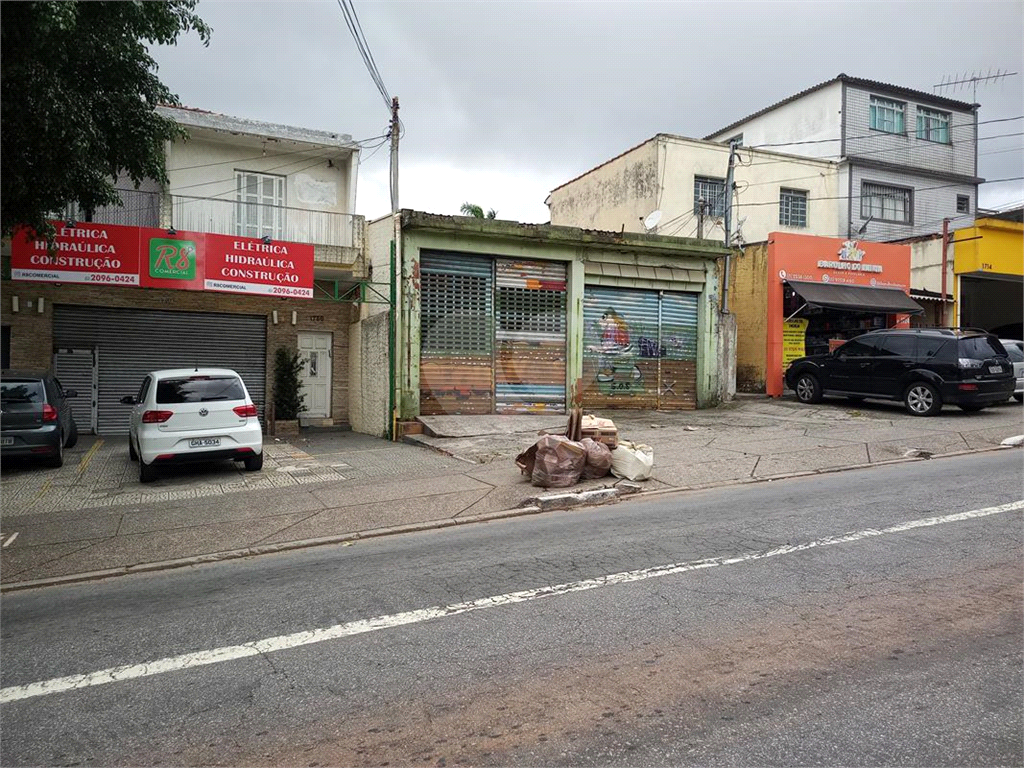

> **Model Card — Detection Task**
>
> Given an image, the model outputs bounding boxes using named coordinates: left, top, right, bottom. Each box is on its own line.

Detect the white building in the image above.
left=705, top=74, right=980, bottom=243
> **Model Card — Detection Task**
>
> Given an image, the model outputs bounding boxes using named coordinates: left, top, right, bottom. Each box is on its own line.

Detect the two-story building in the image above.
left=1, top=106, right=367, bottom=435
left=705, top=74, right=981, bottom=244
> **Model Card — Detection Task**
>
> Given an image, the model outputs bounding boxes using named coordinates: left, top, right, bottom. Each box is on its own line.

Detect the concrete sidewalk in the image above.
left=2, top=395, right=1021, bottom=590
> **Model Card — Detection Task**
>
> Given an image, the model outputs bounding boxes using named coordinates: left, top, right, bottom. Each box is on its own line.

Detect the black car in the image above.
left=0, top=370, right=80, bottom=467
left=784, top=328, right=1014, bottom=417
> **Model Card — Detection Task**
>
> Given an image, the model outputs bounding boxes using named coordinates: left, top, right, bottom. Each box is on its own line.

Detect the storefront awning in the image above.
left=787, top=280, right=925, bottom=315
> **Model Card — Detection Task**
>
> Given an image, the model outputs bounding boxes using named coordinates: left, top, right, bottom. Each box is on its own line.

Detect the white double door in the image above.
left=297, top=332, right=332, bottom=418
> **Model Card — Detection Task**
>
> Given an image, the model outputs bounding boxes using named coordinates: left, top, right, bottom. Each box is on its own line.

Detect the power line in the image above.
left=336, top=0, right=391, bottom=111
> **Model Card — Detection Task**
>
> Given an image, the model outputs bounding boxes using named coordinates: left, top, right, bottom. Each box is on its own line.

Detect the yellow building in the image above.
left=955, top=208, right=1023, bottom=337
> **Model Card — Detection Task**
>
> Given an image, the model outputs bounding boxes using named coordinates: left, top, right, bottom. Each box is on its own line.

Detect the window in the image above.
left=235, top=171, right=285, bottom=239
left=880, top=335, right=916, bottom=357
left=869, top=96, right=905, bottom=134
left=861, top=182, right=912, bottom=224
left=694, top=176, right=726, bottom=217
left=916, top=107, right=950, bottom=143
left=836, top=337, right=882, bottom=357
left=779, top=188, right=808, bottom=227
left=957, top=195, right=970, bottom=214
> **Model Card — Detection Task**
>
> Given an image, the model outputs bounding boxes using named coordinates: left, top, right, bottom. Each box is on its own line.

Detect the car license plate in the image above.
left=189, top=437, right=220, bottom=448
left=989, top=365, right=1003, bottom=374
left=1, top=437, right=13, bottom=447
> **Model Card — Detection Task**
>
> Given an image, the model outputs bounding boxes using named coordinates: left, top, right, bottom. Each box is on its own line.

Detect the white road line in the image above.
left=2, top=532, right=18, bottom=548
left=2, top=500, right=1021, bottom=704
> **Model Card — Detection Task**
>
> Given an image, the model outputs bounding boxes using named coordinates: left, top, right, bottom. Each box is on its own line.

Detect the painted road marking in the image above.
left=3, top=532, right=19, bottom=548
left=2, top=499, right=1021, bottom=704
left=77, top=439, right=104, bottom=474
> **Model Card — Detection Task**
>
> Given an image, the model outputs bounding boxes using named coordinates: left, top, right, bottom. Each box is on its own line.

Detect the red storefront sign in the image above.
left=204, top=234, right=314, bottom=298
left=11, top=223, right=314, bottom=298
left=10, top=222, right=142, bottom=286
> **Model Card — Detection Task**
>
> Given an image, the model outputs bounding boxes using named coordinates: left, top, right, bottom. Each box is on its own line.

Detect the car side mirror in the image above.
left=64, top=389, right=78, bottom=398
left=120, top=395, right=137, bottom=405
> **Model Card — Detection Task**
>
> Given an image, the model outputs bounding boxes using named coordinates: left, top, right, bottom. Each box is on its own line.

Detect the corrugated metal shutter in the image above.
left=53, top=305, right=266, bottom=435
left=495, top=259, right=566, bottom=414
left=53, top=348, right=97, bottom=434
left=420, top=252, right=494, bottom=415
left=582, top=287, right=698, bottom=410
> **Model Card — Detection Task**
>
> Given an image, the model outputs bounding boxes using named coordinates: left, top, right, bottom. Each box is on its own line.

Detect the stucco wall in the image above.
left=362, top=215, right=395, bottom=319
left=729, top=242, right=770, bottom=391
left=547, top=141, right=660, bottom=231
left=349, top=310, right=391, bottom=437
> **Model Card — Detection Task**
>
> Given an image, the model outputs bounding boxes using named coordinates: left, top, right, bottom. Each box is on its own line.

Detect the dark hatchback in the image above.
left=1, top=370, right=80, bottom=467
left=784, top=328, right=1014, bottom=416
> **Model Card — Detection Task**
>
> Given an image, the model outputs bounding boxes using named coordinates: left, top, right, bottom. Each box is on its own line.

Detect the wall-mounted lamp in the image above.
left=167, top=227, right=177, bottom=236
left=271, top=310, right=279, bottom=325
left=291, top=311, right=297, bottom=326
left=262, top=235, right=272, bottom=245
left=37, top=298, right=45, bottom=314
left=11, top=296, right=19, bottom=313
left=65, top=219, right=77, bottom=228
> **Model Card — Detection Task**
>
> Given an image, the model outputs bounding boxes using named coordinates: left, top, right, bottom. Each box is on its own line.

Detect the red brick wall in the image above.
left=0, top=279, right=356, bottom=425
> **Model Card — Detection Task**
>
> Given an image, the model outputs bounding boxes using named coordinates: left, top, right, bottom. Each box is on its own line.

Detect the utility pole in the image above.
left=721, top=139, right=739, bottom=314
left=389, top=96, right=402, bottom=439
left=697, top=197, right=706, bottom=240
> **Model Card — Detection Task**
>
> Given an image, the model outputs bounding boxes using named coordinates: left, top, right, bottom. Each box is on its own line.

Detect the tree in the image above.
left=0, top=1, right=212, bottom=239
left=460, top=202, right=498, bottom=219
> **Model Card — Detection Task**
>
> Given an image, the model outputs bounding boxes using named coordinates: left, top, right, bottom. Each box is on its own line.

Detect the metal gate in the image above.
left=53, top=348, right=98, bottom=434
left=582, top=286, right=699, bottom=409
left=419, top=253, right=567, bottom=415
left=53, top=305, right=267, bottom=435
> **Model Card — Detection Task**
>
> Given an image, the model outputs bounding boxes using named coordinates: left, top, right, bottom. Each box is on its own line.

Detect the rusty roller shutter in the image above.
left=582, top=287, right=698, bottom=410
left=419, top=251, right=494, bottom=415
left=495, top=259, right=567, bottom=414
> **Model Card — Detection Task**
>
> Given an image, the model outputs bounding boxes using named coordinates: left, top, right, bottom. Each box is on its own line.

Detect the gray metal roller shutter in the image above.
left=53, top=305, right=267, bottom=435
left=53, top=348, right=98, bottom=434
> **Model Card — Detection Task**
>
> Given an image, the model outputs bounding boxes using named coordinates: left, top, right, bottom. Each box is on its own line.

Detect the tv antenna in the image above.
left=640, top=209, right=662, bottom=234
left=934, top=69, right=1018, bottom=102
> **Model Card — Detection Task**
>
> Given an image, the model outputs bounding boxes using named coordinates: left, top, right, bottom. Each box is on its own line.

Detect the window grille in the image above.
left=869, top=96, right=905, bottom=134
left=779, top=188, right=808, bottom=227
left=861, top=182, right=912, bottom=224
left=916, top=107, right=950, bottom=143
left=694, top=176, right=726, bottom=217
left=956, top=195, right=970, bottom=214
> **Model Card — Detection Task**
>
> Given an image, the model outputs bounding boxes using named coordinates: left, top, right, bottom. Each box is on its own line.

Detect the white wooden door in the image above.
left=297, top=332, right=332, bottom=417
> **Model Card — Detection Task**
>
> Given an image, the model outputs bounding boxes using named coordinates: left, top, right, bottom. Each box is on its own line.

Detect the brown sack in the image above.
left=580, top=437, right=613, bottom=479
left=531, top=434, right=586, bottom=488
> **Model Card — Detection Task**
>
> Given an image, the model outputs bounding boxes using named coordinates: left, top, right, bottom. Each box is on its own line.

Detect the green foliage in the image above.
left=0, top=1, right=212, bottom=239
left=460, top=202, right=497, bottom=219
left=273, top=347, right=306, bottom=421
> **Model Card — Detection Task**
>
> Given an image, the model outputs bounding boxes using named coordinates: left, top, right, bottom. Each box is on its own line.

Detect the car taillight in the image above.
left=958, top=383, right=979, bottom=391
left=142, top=410, right=174, bottom=423
left=41, top=404, right=58, bottom=422
left=233, top=404, right=258, bottom=418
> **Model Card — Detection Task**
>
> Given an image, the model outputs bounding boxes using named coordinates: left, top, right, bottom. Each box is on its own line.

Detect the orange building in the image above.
left=730, top=232, right=923, bottom=397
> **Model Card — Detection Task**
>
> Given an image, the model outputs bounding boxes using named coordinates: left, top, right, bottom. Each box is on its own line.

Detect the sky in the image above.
left=152, top=0, right=1024, bottom=226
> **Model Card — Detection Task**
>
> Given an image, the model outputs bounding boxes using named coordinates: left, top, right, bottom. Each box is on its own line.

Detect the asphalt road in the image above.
left=1, top=451, right=1022, bottom=767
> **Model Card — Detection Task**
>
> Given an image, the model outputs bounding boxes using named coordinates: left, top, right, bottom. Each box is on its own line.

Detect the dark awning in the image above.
left=787, top=280, right=925, bottom=315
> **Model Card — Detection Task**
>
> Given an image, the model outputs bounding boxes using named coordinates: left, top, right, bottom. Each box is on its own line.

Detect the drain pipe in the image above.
left=941, top=217, right=950, bottom=327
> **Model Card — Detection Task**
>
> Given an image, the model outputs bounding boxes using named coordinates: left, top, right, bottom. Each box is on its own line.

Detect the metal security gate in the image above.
left=582, top=286, right=699, bottom=410
left=53, top=348, right=98, bottom=434
left=419, top=253, right=568, bottom=415
left=53, top=305, right=267, bottom=435
left=495, top=260, right=566, bottom=413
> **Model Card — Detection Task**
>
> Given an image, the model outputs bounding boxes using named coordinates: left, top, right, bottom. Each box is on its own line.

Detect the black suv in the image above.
left=1, top=370, right=80, bottom=467
left=784, top=328, right=1014, bottom=417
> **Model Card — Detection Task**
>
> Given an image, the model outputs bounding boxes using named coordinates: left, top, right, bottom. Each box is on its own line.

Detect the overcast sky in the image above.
left=153, top=0, right=1024, bottom=225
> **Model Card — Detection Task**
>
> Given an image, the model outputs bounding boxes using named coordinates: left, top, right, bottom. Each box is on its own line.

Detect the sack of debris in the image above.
left=580, top=437, right=613, bottom=479
left=531, top=434, right=586, bottom=488
left=609, top=440, right=655, bottom=481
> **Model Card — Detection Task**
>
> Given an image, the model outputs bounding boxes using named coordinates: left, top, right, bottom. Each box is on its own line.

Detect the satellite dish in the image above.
left=642, top=210, right=662, bottom=231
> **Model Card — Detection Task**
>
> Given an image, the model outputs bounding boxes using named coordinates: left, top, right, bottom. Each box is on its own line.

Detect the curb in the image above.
left=1, top=443, right=1017, bottom=594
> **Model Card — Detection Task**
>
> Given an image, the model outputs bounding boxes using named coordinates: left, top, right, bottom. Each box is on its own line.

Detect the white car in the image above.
left=122, top=368, right=264, bottom=483
left=1000, top=339, right=1024, bottom=402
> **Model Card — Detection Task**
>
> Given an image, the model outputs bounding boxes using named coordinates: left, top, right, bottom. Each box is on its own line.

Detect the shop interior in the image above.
left=783, top=283, right=891, bottom=357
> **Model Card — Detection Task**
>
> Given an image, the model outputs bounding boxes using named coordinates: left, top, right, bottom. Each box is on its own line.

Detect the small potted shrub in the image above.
left=272, top=347, right=305, bottom=437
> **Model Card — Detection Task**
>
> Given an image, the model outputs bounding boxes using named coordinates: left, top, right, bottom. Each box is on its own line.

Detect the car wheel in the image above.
left=904, top=382, right=941, bottom=416
left=65, top=419, right=79, bottom=448
left=139, top=457, right=157, bottom=483
left=46, top=431, right=65, bottom=468
left=128, top=435, right=138, bottom=462
left=795, top=373, right=823, bottom=404
left=1014, top=393, right=1023, bottom=403
left=243, top=452, right=264, bottom=472
left=958, top=404, right=986, bottom=412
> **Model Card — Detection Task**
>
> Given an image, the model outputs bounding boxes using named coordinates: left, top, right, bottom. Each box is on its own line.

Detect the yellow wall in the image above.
left=728, top=243, right=769, bottom=392
left=955, top=217, right=1023, bottom=276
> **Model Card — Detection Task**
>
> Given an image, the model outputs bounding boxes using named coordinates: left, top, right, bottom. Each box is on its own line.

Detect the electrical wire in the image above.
left=336, top=0, right=391, bottom=110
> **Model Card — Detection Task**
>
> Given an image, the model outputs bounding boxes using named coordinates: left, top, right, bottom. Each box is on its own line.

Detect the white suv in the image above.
left=122, top=368, right=264, bottom=483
